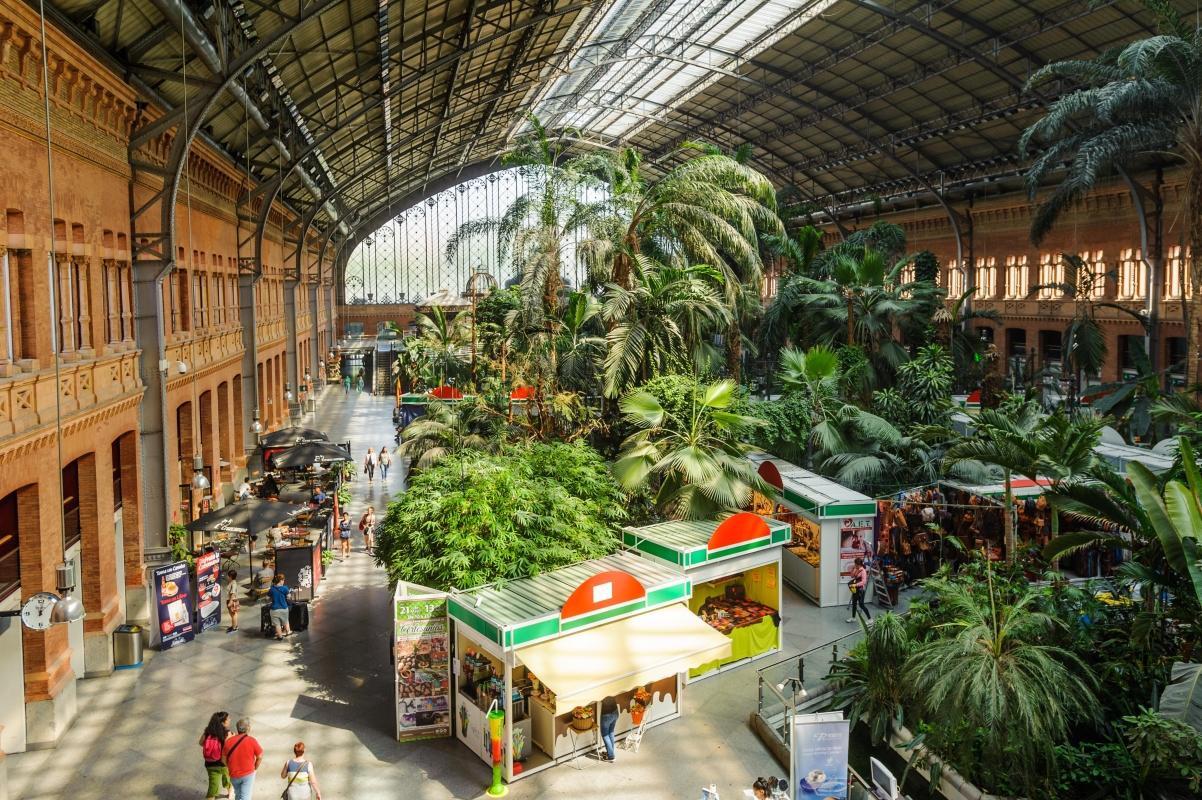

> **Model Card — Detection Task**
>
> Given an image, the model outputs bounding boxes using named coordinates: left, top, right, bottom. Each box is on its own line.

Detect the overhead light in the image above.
left=284, top=383, right=293, bottom=402
left=191, top=455, right=211, bottom=491
left=50, top=593, right=84, bottom=624
left=250, top=410, right=264, bottom=435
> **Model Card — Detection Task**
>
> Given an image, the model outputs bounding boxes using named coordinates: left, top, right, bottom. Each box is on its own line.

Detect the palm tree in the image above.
left=601, top=256, right=730, bottom=398
left=397, top=398, right=499, bottom=470
left=942, top=402, right=1049, bottom=562
left=903, top=563, right=1098, bottom=794
left=554, top=291, right=606, bottom=395
left=1020, top=2, right=1202, bottom=384
left=828, top=612, right=912, bottom=745
left=931, top=288, right=1000, bottom=390
left=612, top=379, right=768, bottom=519
left=944, top=403, right=1103, bottom=561
left=775, top=345, right=902, bottom=487
left=414, top=306, right=469, bottom=386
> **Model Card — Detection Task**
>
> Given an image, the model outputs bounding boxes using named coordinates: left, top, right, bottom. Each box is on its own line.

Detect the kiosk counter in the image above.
left=447, top=552, right=731, bottom=782
left=622, top=513, right=788, bottom=679
left=747, top=453, right=876, bottom=608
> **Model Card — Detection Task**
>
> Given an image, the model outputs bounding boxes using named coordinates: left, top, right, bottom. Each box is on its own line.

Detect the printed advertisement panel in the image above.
left=152, top=561, right=195, bottom=650
left=395, top=596, right=451, bottom=742
left=194, top=550, right=222, bottom=633
left=838, top=517, right=875, bottom=580
left=793, top=713, right=850, bottom=799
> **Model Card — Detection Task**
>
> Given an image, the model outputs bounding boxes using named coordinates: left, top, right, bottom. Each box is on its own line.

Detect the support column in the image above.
left=132, top=256, right=171, bottom=553
left=309, top=283, right=322, bottom=401
left=78, top=452, right=119, bottom=677
left=238, top=272, right=260, bottom=452
left=284, top=276, right=299, bottom=419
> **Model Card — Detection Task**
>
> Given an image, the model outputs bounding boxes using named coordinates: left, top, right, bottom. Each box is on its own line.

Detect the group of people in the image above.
left=336, top=506, right=376, bottom=560
left=342, top=370, right=366, bottom=394
left=201, top=712, right=321, bottom=800
left=360, top=446, right=391, bottom=482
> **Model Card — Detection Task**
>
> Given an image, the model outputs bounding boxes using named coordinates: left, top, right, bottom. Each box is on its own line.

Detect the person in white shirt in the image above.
left=363, top=448, right=377, bottom=482
left=236, top=479, right=252, bottom=500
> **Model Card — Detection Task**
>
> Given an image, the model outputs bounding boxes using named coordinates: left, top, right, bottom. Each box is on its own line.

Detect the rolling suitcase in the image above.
left=260, top=605, right=274, bottom=637
left=289, top=601, right=309, bottom=632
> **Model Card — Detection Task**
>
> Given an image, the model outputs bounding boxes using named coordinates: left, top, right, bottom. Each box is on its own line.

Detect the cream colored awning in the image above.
left=517, top=604, right=732, bottom=714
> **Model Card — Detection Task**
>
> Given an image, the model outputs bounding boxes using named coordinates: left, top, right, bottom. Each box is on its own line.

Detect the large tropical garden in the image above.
left=373, top=5, right=1202, bottom=797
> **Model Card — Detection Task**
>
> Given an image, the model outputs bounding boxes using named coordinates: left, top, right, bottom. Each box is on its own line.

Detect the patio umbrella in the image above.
left=260, top=427, right=329, bottom=447
left=185, top=498, right=306, bottom=534
left=271, top=441, right=352, bottom=469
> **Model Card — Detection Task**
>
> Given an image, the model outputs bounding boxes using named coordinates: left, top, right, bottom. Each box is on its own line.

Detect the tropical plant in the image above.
left=931, top=288, right=1000, bottom=390
left=903, top=562, right=1099, bottom=795
left=1123, top=707, right=1202, bottom=795
left=828, top=612, right=912, bottom=745
left=873, top=344, right=954, bottom=429
left=1020, top=1, right=1202, bottom=384
left=613, top=379, right=768, bottom=519
left=373, top=443, right=623, bottom=590
left=775, top=345, right=902, bottom=488
left=413, top=306, right=469, bottom=386
left=601, top=257, right=730, bottom=397
left=1091, top=338, right=1165, bottom=442
left=397, top=398, right=501, bottom=470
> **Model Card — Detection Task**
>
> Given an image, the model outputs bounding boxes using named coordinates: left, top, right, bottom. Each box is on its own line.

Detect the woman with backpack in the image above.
left=200, top=710, right=232, bottom=799
left=359, top=506, right=376, bottom=554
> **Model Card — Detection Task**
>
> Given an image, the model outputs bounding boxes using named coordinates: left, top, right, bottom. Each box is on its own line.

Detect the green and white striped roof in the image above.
left=448, top=552, right=691, bottom=650
left=748, top=452, right=876, bottom=518
left=622, top=516, right=789, bottom=569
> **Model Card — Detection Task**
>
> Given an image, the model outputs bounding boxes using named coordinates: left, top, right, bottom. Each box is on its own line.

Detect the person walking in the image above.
left=269, top=572, right=293, bottom=640
left=846, top=557, right=872, bottom=624
left=379, top=447, right=392, bottom=481
left=280, top=741, right=322, bottom=800
left=338, top=511, right=352, bottom=560
left=599, top=695, right=619, bottom=762
left=225, top=570, right=240, bottom=633
left=359, top=507, right=376, bottom=554
left=223, top=718, right=264, bottom=800
left=356, top=370, right=365, bottom=393
left=200, top=711, right=231, bottom=799
left=363, top=447, right=376, bottom=483
left=342, top=373, right=350, bottom=396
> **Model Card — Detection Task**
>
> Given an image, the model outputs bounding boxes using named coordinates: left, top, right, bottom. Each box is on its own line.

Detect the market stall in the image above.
left=446, top=552, right=731, bottom=783
left=747, top=453, right=877, bottom=608
left=622, top=512, right=788, bottom=679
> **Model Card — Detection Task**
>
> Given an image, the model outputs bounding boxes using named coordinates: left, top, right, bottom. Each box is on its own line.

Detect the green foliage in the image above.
left=1123, top=708, right=1202, bottom=794
left=1052, top=741, right=1138, bottom=798
left=613, top=379, right=768, bottom=519
left=873, top=344, right=953, bottom=429
left=168, top=523, right=194, bottom=567
left=373, top=442, right=623, bottom=590
left=743, top=393, right=812, bottom=464
left=828, top=613, right=912, bottom=745
left=912, top=250, right=939, bottom=283
left=398, top=397, right=502, bottom=470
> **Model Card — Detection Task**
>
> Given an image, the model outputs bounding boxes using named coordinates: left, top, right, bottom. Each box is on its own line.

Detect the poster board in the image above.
left=837, top=516, right=875, bottom=605
left=151, top=561, right=195, bottom=650
left=194, top=550, right=222, bottom=633
left=793, top=712, right=850, bottom=799
left=394, top=584, right=451, bottom=742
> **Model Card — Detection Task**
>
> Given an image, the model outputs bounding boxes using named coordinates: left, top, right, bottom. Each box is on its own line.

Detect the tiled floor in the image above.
left=7, top=388, right=912, bottom=800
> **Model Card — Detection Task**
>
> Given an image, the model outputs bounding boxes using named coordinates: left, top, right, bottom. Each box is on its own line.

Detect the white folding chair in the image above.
left=623, top=717, right=647, bottom=752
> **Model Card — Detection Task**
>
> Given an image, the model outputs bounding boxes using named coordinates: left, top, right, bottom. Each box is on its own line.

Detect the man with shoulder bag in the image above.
left=223, top=718, right=264, bottom=799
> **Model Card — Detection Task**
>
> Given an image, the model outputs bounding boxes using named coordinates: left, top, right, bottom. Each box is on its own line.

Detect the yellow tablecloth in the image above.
left=688, top=616, right=778, bottom=678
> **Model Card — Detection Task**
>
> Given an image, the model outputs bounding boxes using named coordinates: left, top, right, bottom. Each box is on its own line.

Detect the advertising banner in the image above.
left=793, top=712, right=850, bottom=798
left=395, top=595, right=451, bottom=742
left=194, top=550, right=222, bottom=633
left=152, top=561, right=195, bottom=650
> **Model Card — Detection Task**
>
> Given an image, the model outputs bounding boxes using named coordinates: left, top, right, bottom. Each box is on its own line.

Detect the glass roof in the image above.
left=531, top=0, right=837, bottom=139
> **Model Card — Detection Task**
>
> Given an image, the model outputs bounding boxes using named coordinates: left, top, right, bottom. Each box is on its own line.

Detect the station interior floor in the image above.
left=7, top=390, right=896, bottom=800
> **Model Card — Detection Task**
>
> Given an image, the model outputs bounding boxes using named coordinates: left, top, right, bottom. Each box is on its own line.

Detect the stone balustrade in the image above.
left=0, top=348, right=143, bottom=438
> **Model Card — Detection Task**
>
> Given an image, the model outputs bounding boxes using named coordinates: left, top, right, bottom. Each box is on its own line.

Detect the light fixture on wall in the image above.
left=284, top=383, right=293, bottom=403
left=250, top=410, right=264, bottom=436
left=1, top=559, right=84, bottom=629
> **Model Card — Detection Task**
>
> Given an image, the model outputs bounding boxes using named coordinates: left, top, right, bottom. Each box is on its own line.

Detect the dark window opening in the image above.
left=62, top=460, right=81, bottom=551
left=0, top=491, right=18, bottom=601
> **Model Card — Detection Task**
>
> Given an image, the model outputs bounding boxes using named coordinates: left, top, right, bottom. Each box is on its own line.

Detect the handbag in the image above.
left=281, top=761, right=308, bottom=800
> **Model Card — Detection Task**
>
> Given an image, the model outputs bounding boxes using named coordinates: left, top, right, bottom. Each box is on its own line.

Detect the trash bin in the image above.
left=113, top=624, right=143, bottom=669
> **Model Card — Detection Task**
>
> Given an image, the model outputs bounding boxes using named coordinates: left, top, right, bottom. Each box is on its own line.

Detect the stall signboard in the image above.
left=194, top=550, right=222, bottom=633
left=793, top=712, right=850, bottom=799
left=395, top=596, right=451, bottom=742
left=152, top=561, right=195, bottom=650
left=838, top=517, right=875, bottom=582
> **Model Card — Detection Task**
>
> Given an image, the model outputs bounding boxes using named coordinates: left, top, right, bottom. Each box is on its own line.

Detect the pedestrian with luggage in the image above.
left=359, top=507, right=376, bottom=554
left=268, top=572, right=292, bottom=640
left=280, top=741, right=322, bottom=800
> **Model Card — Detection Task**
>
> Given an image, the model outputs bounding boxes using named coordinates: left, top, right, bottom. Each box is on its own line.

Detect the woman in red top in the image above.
left=846, top=557, right=872, bottom=624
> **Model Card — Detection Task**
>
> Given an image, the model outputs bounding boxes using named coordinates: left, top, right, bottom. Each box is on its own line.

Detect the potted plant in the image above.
left=630, top=687, right=652, bottom=725
left=320, top=548, right=335, bottom=575
left=570, top=705, right=595, bottom=731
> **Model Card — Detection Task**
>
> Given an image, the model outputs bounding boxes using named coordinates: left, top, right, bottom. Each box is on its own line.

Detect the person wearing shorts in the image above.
left=338, top=511, right=352, bottom=559
left=269, top=573, right=292, bottom=640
